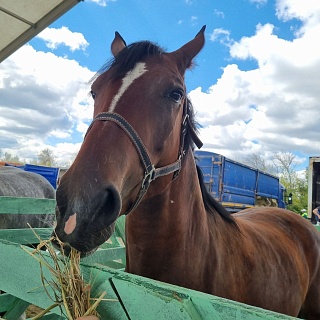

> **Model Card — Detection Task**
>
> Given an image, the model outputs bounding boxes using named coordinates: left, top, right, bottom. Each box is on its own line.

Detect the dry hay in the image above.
left=22, top=228, right=108, bottom=320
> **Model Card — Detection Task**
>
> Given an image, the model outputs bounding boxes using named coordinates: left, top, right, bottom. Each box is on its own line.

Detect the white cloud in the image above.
left=2, top=0, right=320, bottom=170
left=213, top=9, right=225, bottom=19
left=209, top=28, right=233, bottom=47
left=249, top=0, right=267, bottom=7
left=49, top=130, right=72, bottom=139
left=209, top=28, right=229, bottom=41
left=191, top=16, right=198, bottom=26
left=76, top=122, right=89, bottom=135
left=275, top=0, right=320, bottom=24
left=52, top=142, right=83, bottom=167
left=37, top=27, right=89, bottom=52
left=190, top=0, right=320, bottom=164
left=87, top=0, right=117, bottom=7
left=0, top=44, right=94, bottom=165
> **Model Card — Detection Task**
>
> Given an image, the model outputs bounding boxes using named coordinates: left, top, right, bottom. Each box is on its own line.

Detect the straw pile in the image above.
left=22, top=230, right=106, bottom=320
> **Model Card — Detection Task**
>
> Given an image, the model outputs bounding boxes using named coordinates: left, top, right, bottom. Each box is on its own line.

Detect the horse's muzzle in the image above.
left=54, top=184, right=121, bottom=255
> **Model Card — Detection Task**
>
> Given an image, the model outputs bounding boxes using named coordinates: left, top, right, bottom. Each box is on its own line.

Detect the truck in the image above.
left=195, top=150, right=286, bottom=213
left=308, top=156, right=320, bottom=220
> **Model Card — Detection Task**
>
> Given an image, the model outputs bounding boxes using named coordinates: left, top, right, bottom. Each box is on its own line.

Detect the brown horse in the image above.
left=54, top=27, right=320, bottom=319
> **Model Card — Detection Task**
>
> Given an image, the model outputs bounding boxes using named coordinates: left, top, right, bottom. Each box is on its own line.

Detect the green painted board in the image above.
left=105, top=269, right=297, bottom=320
left=0, top=227, right=53, bottom=244
left=0, top=196, right=56, bottom=214
left=0, top=240, right=62, bottom=314
left=0, top=231, right=125, bottom=267
left=1, top=297, right=29, bottom=320
left=82, top=246, right=126, bottom=267
left=0, top=239, right=128, bottom=320
left=0, top=293, right=23, bottom=313
left=115, top=215, right=126, bottom=244
left=0, top=239, right=297, bottom=320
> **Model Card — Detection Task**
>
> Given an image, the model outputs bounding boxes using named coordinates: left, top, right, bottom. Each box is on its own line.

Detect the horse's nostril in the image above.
left=90, top=185, right=122, bottom=225
left=104, top=186, right=121, bottom=211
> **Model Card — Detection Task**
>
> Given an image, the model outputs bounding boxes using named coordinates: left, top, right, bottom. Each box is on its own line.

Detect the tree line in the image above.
left=240, top=152, right=307, bottom=215
left=0, top=148, right=56, bottom=167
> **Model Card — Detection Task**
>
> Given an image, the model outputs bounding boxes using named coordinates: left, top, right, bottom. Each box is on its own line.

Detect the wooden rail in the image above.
left=0, top=196, right=56, bottom=214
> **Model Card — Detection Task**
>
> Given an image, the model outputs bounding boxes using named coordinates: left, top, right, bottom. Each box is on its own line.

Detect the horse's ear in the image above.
left=111, top=31, right=127, bottom=57
left=169, top=25, right=206, bottom=73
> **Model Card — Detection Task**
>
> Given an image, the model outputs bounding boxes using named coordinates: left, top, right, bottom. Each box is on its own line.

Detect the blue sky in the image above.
left=0, top=0, right=319, bottom=171
left=30, top=0, right=297, bottom=91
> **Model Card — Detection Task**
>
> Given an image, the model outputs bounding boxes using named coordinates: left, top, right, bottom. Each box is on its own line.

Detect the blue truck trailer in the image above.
left=195, top=150, right=286, bottom=213
left=5, top=163, right=59, bottom=189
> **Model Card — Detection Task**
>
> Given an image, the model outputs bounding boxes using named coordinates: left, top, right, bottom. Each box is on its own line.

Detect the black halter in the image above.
left=85, top=99, right=202, bottom=215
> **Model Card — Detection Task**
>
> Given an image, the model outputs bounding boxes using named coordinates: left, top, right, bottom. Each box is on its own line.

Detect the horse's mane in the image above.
left=196, top=164, right=238, bottom=226
left=94, top=40, right=237, bottom=226
left=182, top=99, right=237, bottom=226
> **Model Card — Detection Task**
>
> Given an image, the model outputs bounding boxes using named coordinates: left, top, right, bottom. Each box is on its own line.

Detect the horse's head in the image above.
left=54, top=27, right=205, bottom=255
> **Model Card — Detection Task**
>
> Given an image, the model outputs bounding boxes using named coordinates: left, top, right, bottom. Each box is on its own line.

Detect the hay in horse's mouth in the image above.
left=51, top=234, right=99, bottom=258
left=21, top=227, right=109, bottom=319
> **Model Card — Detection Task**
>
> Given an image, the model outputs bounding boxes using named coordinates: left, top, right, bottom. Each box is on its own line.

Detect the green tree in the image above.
left=272, top=152, right=297, bottom=190
left=242, top=153, right=277, bottom=175
left=0, top=152, right=23, bottom=164
left=242, top=152, right=308, bottom=214
left=272, top=152, right=307, bottom=214
left=37, top=148, right=56, bottom=167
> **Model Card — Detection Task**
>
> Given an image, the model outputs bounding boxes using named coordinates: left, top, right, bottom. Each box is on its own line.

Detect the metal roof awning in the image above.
left=0, top=0, right=81, bottom=63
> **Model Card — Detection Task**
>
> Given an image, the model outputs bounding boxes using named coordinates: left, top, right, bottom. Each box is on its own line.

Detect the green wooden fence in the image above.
left=0, top=196, right=298, bottom=319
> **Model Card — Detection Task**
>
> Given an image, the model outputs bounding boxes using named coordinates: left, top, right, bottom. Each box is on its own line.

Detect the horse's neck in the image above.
left=125, top=152, right=216, bottom=285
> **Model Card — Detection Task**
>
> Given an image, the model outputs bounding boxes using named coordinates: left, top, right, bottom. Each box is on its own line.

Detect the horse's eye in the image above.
left=90, top=90, right=96, bottom=100
left=169, top=90, right=184, bottom=103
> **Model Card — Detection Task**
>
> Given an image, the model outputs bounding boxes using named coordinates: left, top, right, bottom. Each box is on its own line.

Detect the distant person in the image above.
left=313, top=206, right=320, bottom=225
left=300, top=209, right=308, bottom=219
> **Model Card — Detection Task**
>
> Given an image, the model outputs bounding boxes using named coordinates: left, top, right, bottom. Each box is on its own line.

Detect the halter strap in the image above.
left=84, top=100, right=202, bottom=214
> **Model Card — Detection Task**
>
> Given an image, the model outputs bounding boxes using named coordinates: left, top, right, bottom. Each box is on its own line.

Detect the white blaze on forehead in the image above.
left=109, top=62, right=147, bottom=112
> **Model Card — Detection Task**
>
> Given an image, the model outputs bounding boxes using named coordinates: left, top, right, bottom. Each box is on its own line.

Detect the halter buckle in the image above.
left=141, top=165, right=156, bottom=190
